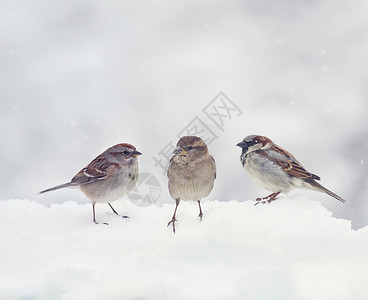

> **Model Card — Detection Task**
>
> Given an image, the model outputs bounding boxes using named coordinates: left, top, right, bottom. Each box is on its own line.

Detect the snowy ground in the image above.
left=1, top=196, right=367, bottom=300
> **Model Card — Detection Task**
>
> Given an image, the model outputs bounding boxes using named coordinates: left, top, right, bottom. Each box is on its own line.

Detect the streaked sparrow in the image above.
left=40, top=143, right=142, bottom=224
left=236, top=135, right=346, bottom=204
left=167, top=136, right=216, bottom=233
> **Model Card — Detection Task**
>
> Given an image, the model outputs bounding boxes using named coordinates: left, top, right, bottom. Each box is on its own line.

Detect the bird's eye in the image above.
left=187, top=146, right=193, bottom=151
left=248, top=140, right=256, bottom=146
left=122, top=150, right=129, bottom=155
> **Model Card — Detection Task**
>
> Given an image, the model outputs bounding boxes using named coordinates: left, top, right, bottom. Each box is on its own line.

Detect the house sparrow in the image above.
left=167, top=136, right=216, bottom=233
left=236, top=135, right=346, bottom=204
left=40, top=143, right=142, bottom=224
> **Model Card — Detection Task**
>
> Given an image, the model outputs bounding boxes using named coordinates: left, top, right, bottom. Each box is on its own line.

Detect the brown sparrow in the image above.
left=167, top=136, right=216, bottom=233
left=40, top=143, right=142, bottom=224
left=236, top=135, right=346, bottom=204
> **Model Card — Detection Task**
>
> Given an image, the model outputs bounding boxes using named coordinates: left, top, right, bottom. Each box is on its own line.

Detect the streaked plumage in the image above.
left=236, top=135, right=346, bottom=204
left=40, top=143, right=141, bottom=223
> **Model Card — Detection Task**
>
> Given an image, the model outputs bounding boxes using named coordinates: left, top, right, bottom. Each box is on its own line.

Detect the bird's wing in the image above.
left=211, top=155, right=216, bottom=179
left=266, top=144, right=320, bottom=180
left=167, top=156, right=172, bottom=178
left=71, top=155, right=119, bottom=185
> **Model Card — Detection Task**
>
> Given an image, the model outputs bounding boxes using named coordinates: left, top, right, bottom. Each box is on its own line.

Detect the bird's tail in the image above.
left=309, top=180, right=346, bottom=203
left=39, top=182, right=75, bottom=194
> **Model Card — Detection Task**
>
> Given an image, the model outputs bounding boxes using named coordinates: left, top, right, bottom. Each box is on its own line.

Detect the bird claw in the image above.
left=254, top=192, right=280, bottom=206
left=167, top=218, right=177, bottom=233
left=254, top=197, right=270, bottom=206
left=254, top=199, right=273, bottom=206
left=121, top=215, right=129, bottom=219
left=93, top=220, right=109, bottom=225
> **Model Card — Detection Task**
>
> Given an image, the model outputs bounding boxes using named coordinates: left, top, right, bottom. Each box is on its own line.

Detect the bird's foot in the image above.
left=255, top=196, right=270, bottom=206
left=198, top=213, right=203, bottom=221
left=254, top=192, right=280, bottom=206
left=108, top=203, right=128, bottom=219
left=112, top=211, right=129, bottom=219
left=167, top=218, right=177, bottom=233
left=93, top=220, right=109, bottom=225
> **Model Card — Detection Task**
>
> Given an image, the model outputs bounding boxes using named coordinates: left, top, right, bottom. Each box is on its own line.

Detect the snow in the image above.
left=1, top=197, right=367, bottom=300
left=1, top=0, right=368, bottom=297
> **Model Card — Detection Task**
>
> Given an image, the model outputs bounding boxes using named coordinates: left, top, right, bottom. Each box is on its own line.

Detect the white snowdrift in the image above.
left=1, top=197, right=367, bottom=300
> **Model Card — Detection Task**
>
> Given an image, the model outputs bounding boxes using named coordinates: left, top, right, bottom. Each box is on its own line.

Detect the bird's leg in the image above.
left=197, top=200, right=203, bottom=221
left=92, top=203, right=109, bottom=225
left=108, top=203, right=129, bottom=219
left=255, top=192, right=281, bottom=206
left=93, top=203, right=98, bottom=224
left=167, top=199, right=180, bottom=233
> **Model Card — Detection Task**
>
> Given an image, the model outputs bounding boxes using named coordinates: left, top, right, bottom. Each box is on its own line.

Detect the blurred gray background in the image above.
left=1, top=0, right=367, bottom=228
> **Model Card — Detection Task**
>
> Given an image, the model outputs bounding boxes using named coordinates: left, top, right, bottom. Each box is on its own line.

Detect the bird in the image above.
left=236, top=135, right=346, bottom=204
left=167, top=136, right=216, bottom=233
left=40, top=143, right=142, bottom=224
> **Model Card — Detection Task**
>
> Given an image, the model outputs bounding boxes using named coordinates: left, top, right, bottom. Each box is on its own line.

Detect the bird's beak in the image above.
left=236, top=141, right=248, bottom=149
left=173, top=146, right=187, bottom=156
left=131, top=150, right=142, bottom=157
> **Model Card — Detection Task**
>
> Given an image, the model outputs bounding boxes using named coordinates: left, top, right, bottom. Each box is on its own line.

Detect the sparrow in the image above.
left=236, top=135, right=346, bottom=204
left=40, top=143, right=142, bottom=224
left=167, top=136, right=216, bottom=233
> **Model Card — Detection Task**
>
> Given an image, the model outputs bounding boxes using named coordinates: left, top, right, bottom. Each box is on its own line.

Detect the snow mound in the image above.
left=1, top=197, right=367, bottom=300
